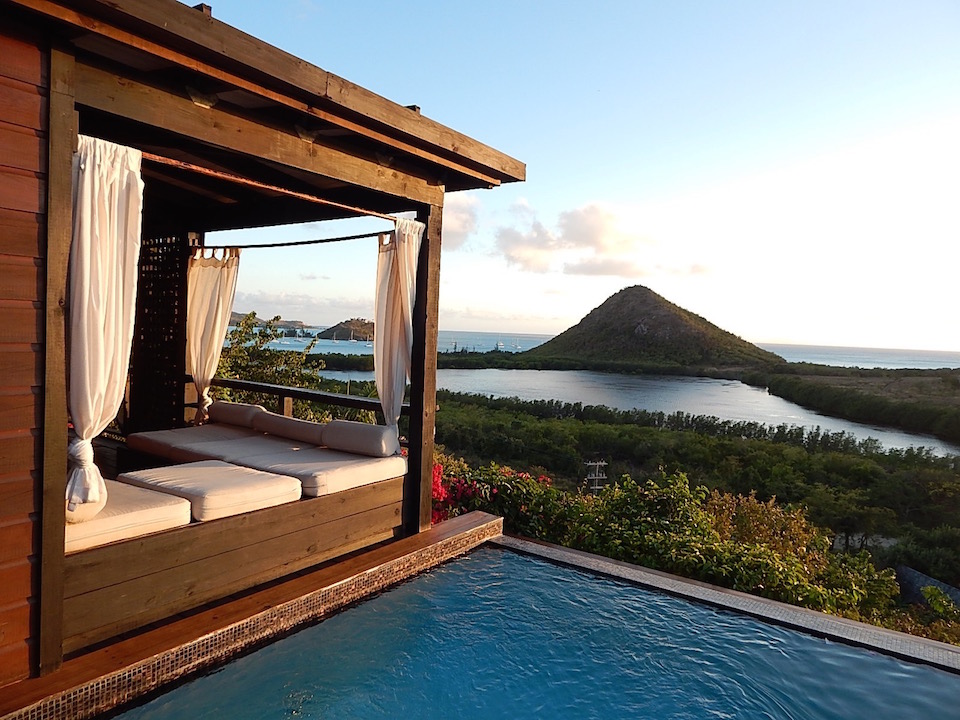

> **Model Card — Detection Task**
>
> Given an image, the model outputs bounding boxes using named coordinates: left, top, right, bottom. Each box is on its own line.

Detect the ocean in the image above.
left=265, top=329, right=553, bottom=356
left=265, top=330, right=960, bottom=370
left=760, top=343, right=960, bottom=370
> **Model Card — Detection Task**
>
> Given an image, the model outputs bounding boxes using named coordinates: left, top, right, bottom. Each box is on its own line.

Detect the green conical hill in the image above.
left=524, top=286, right=782, bottom=367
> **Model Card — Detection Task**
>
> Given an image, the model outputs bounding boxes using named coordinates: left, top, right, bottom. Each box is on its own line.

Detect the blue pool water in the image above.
left=114, top=548, right=959, bottom=719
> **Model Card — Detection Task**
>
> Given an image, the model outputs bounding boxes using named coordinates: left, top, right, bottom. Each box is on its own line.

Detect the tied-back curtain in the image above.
left=66, top=136, right=144, bottom=522
left=186, top=248, right=241, bottom=424
left=374, top=218, right=424, bottom=428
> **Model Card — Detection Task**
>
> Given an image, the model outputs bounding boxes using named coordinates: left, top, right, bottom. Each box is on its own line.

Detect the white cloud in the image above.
left=562, top=257, right=648, bottom=277
left=442, top=193, right=481, bottom=250
left=557, top=204, right=640, bottom=255
left=494, top=202, right=663, bottom=277
left=509, top=197, right=537, bottom=223
left=495, top=221, right=561, bottom=272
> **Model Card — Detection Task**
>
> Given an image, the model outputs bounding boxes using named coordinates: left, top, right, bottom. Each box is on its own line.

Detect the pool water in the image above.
left=113, top=548, right=959, bottom=719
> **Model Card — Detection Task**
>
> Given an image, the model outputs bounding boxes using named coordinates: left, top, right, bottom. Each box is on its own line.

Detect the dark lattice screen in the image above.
left=127, top=235, right=189, bottom=433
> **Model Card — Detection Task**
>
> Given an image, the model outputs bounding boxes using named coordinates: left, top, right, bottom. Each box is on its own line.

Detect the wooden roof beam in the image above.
left=4, top=0, right=523, bottom=187
left=74, top=61, right=444, bottom=207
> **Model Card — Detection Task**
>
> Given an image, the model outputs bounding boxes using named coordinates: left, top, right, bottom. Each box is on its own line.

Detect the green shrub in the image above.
left=216, top=312, right=375, bottom=423
left=434, top=461, right=901, bottom=618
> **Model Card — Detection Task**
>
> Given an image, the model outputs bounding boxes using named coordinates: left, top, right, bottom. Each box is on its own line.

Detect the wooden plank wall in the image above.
left=0, top=27, right=47, bottom=687
left=62, top=478, right=404, bottom=653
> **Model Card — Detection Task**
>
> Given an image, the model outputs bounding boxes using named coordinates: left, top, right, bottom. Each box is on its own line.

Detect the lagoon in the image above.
left=318, top=368, right=960, bottom=455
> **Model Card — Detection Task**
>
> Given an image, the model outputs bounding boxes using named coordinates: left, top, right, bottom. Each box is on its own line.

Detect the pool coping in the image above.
left=491, top=534, right=960, bottom=675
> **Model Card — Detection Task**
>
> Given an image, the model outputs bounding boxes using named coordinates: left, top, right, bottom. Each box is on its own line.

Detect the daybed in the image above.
left=58, top=401, right=407, bottom=652
left=125, top=401, right=407, bottom=498
left=65, top=401, right=406, bottom=552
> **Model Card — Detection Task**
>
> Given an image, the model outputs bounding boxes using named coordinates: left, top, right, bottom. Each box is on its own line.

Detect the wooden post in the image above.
left=405, top=202, right=442, bottom=534
left=39, top=46, right=77, bottom=675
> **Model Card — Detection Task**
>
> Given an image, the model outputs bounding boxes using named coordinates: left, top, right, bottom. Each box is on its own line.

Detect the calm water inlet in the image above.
left=112, top=548, right=959, bottom=719
left=320, top=368, right=960, bottom=455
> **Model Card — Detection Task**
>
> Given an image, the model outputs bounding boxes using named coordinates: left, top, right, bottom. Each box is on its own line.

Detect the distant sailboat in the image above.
left=332, top=331, right=339, bottom=344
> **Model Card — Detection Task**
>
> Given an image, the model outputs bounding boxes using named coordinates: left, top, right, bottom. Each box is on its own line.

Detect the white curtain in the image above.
left=374, top=218, right=424, bottom=428
left=186, top=248, right=241, bottom=424
left=66, top=136, right=144, bottom=522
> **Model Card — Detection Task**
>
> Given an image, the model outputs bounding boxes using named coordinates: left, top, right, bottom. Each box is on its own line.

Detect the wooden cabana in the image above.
left=0, top=0, right=523, bottom=688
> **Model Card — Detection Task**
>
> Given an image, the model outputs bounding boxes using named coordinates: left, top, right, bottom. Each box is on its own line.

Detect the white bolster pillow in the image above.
left=252, top=411, right=326, bottom=446
left=323, top=419, right=400, bottom=457
left=207, top=401, right=267, bottom=428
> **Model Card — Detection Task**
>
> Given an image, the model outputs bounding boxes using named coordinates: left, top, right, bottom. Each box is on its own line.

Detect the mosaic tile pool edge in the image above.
left=4, top=517, right=503, bottom=720
left=493, top=535, right=960, bottom=675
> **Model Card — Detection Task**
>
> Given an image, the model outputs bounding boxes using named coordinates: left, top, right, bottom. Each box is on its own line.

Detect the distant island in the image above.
left=316, top=318, right=374, bottom=342
left=229, top=311, right=308, bottom=331
left=229, top=312, right=374, bottom=342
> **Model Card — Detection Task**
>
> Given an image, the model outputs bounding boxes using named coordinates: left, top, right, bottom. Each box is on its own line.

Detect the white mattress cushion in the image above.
left=64, top=479, right=192, bottom=553
left=252, top=411, right=326, bottom=446
left=65, top=489, right=108, bottom=524
left=322, top=420, right=400, bottom=457
left=207, top=401, right=267, bottom=427
left=236, top=448, right=406, bottom=497
left=127, top=425, right=261, bottom=462
left=118, top=460, right=302, bottom=522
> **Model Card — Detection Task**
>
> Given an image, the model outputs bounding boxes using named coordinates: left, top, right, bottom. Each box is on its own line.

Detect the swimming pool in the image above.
left=111, top=546, right=959, bottom=719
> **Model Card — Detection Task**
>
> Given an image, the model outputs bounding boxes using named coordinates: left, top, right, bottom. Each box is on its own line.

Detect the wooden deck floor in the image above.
left=0, top=512, right=502, bottom=720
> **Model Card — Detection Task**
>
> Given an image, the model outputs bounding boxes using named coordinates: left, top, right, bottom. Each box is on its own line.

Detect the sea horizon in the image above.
left=258, top=326, right=960, bottom=370
left=295, top=322, right=959, bottom=357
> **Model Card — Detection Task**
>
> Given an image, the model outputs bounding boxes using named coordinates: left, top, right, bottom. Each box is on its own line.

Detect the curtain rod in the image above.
left=199, top=229, right=388, bottom=250
left=139, top=151, right=398, bottom=223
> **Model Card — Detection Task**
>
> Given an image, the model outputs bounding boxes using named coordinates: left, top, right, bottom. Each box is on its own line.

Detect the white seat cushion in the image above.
left=127, top=425, right=261, bottom=462
left=190, top=436, right=318, bottom=462
left=64, top=479, right=192, bottom=553
left=235, top=448, right=407, bottom=497
left=118, top=460, right=302, bottom=522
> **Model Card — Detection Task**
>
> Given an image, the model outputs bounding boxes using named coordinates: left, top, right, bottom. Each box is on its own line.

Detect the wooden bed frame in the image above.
left=61, top=477, right=404, bottom=654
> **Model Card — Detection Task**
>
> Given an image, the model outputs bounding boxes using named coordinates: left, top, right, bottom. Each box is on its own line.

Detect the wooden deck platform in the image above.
left=0, top=512, right=503, bottom=720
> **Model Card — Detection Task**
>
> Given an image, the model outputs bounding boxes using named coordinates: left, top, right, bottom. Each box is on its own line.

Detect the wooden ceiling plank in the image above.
left=141, top=166, right=238, bottom=204
left=6, top=0, right=517, bottom=186
left=74, top=61, right=443, bottom=207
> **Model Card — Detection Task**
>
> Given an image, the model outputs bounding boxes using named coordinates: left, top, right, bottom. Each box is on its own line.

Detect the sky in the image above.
left=207, top=1, right=960, bottom=351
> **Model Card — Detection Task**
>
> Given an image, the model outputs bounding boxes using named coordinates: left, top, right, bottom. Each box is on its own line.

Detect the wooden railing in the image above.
left=209, top=377, right=409, bottom=419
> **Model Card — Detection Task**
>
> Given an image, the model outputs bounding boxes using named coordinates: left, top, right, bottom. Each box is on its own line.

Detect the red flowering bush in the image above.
left=431, top=463, right=448, bottom=524
left=431, top=455, right=553, bottom=530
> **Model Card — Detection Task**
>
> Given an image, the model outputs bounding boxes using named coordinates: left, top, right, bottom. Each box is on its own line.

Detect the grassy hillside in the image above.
left=523, top=285, right=782, bottom=367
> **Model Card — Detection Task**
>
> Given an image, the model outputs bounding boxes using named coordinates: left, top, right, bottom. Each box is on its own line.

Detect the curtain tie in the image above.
left=66, top=438, right=100, bottom=511
left=194, top=388, right=214, bottom=425
left=67, top=437, right=95, bottom=469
